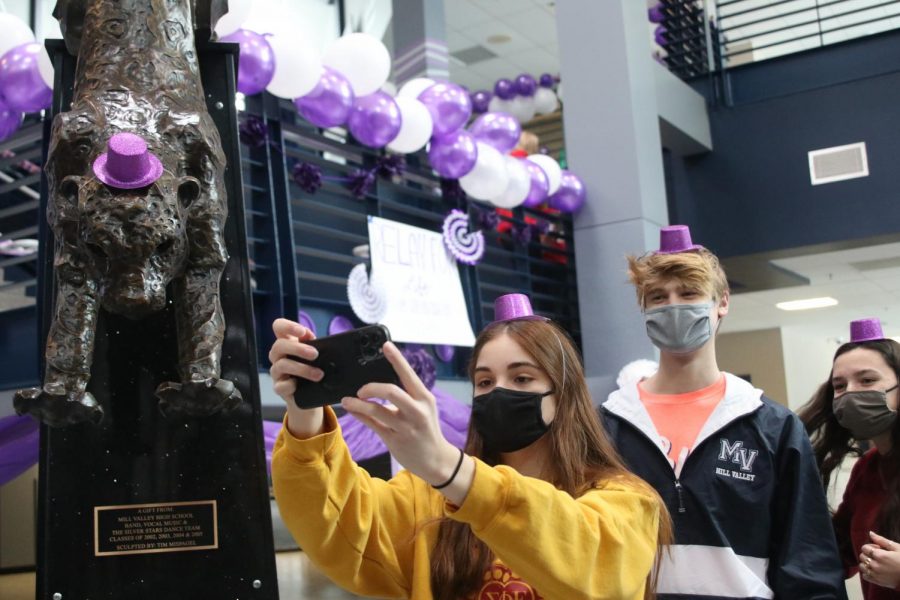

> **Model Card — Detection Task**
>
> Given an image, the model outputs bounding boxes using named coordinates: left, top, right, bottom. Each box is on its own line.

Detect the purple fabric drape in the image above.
left=0, top=414, right=39, bottom=486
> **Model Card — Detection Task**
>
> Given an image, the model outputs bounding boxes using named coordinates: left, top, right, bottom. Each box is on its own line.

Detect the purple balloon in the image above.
left=649, top=4, right=665, bottom=23
left=0, top=43, right=52, bottom=113
left=221, top=29, right=276, bottom=95
left=468, top=111, right=521, bottom=153
left=514, top=74, right=537, bottom=97
left=428, top=129, right=478, bottom=179
left=347, top=91, right=402, bottom=148
left=417, top=82, right=472, bottom=136
left=539, top=73, right=555, bottom=88
left=494, top=78, right=515, bottom=100
left=294, top=67, right=355, bottom=128
left=434, top=344, right=455, bottom=362
left=471, top=89, right=492, bottom=114
left=548, top=170, right=586, bottom=213
left=522, top=159, right=550, bottom=208
left=0, top=96, right=22, bottom=142
left=328, top=315, right=354, bottom=336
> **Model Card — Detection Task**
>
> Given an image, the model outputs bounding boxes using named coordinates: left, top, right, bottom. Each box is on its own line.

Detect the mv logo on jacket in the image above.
left=716, top=438, right=759, bottom=482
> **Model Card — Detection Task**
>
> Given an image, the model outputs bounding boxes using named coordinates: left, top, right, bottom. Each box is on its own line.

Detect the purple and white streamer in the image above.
left=442, top=209, right=484, bottom=265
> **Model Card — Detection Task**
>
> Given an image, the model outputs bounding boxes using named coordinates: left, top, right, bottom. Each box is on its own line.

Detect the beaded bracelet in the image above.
left=432, top=448, right=465, bottom=490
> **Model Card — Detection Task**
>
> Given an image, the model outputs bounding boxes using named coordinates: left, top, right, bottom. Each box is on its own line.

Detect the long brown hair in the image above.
left=429, top=319, right=672, bottom=600
left=798, top=339, right=900, bottom=540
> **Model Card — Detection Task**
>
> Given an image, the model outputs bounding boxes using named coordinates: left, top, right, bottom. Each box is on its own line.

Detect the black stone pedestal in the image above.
left=33, top=40, right=279, bottom=599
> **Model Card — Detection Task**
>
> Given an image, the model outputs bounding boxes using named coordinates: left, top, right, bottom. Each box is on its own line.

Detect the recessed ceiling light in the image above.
left=775, top=297, right=839, bottom=311
left=486, top=34, right=512, bottom=44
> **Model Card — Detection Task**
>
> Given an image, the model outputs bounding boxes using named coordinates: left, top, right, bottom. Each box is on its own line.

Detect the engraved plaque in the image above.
left=94, top=500, right=218, bottom=556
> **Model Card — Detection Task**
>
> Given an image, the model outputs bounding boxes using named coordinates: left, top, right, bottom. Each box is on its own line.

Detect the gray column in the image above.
left=557, top=0, right=668, bottom=399
left=390, top=0, right=449, bottom=84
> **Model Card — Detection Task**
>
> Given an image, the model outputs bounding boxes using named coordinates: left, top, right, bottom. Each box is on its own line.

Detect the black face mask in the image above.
left=471, top=387, right=553, bottom=454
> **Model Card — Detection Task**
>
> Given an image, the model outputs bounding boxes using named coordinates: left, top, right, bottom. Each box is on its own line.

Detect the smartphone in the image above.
left=291, top=324, right=402, bottom=409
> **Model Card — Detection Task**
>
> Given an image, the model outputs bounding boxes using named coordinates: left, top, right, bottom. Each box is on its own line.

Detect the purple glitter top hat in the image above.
left=492, top=293, right=547, bottom=323
left=850, top=318, right=885, bottom=343
left=92, top=132, right=164, bottom=189
left=657, top=225, right=704, bottom=255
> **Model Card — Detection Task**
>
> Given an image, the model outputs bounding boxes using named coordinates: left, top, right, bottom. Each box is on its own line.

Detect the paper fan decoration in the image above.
left=347, top=263, right=388, bottom=324
left=442, top=209, right=484, bottom=265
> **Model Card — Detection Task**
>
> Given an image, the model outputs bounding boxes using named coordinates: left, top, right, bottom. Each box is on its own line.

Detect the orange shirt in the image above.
left=638, top=375, right=726, bottom=471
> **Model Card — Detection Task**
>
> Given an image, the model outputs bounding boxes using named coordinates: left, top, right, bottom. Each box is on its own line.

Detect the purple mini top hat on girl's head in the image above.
left=850, top=317, right=885, bottom=343
left=657, top=225, right=704, bottom=255
left=92, top=132, right=164, bottom=189
left=492, top=293, right=547, bottom=324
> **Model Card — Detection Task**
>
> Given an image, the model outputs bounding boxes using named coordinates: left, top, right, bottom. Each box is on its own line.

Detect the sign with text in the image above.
left=368, top=216, right=476, bottom=346
left=94, top=500, right=218, bottom=556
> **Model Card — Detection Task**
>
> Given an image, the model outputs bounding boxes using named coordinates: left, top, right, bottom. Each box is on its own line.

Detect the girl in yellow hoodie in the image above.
left=269, top=294, right=670, bottom=600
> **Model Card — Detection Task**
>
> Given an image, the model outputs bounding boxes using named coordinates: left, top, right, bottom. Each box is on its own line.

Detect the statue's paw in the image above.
left=14, top=385, right=104, bottom=427
left=155, top=377, right=243, bottom=418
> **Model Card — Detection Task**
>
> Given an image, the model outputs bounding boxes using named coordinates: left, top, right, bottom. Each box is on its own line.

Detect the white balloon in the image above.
left=534, top=87, right=559, bottom=115
left=508, top=96, right=536, bottom=123
left=215, top=0, right=253, bottom=36
left=398, top=78, right=433, bottom=99
left=490, top=156, right=530, bottom=209
left=460, top=142, right=508, bottom=201
left=488, top=96, right=511, bottom=114
left=323, top=33, right=391, bottom=96
left=527, top=154, right=562, bottom=195
left=0, top=14, right=35, bottom=59
left=387, top=96, right=432, bottom=154
left=265, top=34, right=322, bottom=99
left=37, top=45, right=54, bottom=89
left=555, top=81, right=564, bottom=102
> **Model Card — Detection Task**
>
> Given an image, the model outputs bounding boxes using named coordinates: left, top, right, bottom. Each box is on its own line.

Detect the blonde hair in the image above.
left=627, top=249, right=729, bottom=309
left=515, top=131, right=540, bottom=155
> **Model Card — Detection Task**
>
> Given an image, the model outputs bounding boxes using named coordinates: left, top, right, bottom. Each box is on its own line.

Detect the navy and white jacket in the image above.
left=601, top=373, right=847, bottom=600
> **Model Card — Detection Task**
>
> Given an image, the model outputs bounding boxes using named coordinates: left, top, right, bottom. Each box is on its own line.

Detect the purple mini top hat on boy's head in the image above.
left=92, top=132, right=164, bottom=189
left=492, top=293, right=547, bottom=324
left=850, top=317, right=885, bottom=343
left=657, top=225, right=704, bottom=255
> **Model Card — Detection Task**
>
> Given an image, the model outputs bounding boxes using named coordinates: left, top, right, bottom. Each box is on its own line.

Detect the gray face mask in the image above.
left=833, top=385, right=899, bottom=439
left=644, top=302, right=714, bottom=354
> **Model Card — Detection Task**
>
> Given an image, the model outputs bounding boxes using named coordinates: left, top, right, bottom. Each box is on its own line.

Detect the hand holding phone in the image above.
left=290, top=324, right=402, bottom=409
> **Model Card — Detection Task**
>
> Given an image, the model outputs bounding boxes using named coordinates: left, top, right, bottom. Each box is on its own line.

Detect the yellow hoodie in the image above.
left=272, top=407, right=660, bottom=600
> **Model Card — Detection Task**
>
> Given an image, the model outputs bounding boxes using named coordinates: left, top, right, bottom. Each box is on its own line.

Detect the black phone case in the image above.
left=291, top=324, right=401, bottom=409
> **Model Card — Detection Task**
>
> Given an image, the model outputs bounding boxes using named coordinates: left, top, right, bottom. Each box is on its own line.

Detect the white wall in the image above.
left=780, top=324, right=842, bottom=410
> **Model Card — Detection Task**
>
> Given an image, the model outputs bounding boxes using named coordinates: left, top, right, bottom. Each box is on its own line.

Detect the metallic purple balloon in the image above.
left=434, top=344, right=455, bottom=362
left=417, top=82, right=472, bottom=136
left=654, top=25, right=668, bottom=46
left=471, top=89, right=491, bottom=114
left=548, top=170, right=586, bottom=213
left=539, top=73, right=555, bottom=88
left=428, top=129, right=478, bottom=179
left=0, top=43, right=52, bottom=113
left=494, top=78, right=515, bottom=100
left=0, top=96, right=22, bottom=141
left=649, top=4, right=665, bottom=23
left=347, top=91, right=402, bottom=148
left=522, top=159, right=550, bottom=208
left=221, top=29, right=276, bottom=95
left=468, top=111, right=521, bottom=153
left=294, top=66, right=356, bottom=128
left=514, top=73, right=537, bottom=97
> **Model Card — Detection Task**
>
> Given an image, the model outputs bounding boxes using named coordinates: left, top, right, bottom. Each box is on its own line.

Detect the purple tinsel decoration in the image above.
left=401, top=346, right=437, bottom=391
left=348, top=169, right=377, bottom=199
left=374, top=154, right=406, bottom=179
left=440, top=178, right=467, bottom=204
left=239, top=115, right=268, bottom=149
left=473, top=205, right=500, bottom=231
left=512, top=224, right=533, bottom=246
left=292, top=162, right=323, bottom=194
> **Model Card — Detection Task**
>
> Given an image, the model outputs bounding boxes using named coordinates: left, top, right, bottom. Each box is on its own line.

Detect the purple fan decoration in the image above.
left=435, top=344, right=455, bottom=362
left=512, top=223, right=533, bottom=246
left=239, top=115, right=268, bottom=148
left=472, top=204, right=500, bottom=231
left=401, top=346, right=437, bottom=390
left=292, top=161, right=323, bottom=194
left=442, top=209, right=485, bottom=265
left=440, top=178, right=467, bottom=204
left=348, top=169, right=377, bottom=199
